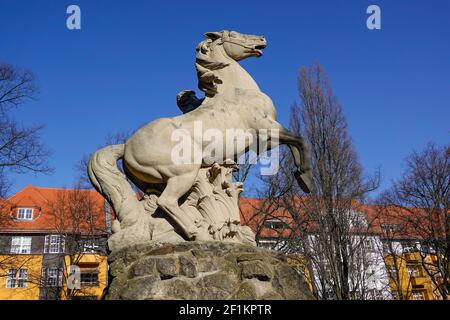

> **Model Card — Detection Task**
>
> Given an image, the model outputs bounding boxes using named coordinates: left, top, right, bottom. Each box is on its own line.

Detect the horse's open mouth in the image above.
left=253, top=44, right=266, bottom=56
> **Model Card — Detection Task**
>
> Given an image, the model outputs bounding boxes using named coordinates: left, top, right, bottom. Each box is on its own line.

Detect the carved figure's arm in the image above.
left=176, top=90, right=204, bottom=114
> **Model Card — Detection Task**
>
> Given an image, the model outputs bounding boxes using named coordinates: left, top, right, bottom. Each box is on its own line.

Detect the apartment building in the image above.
left=0, top=185, right=111, bottom=300
left=240, top=198, right=445, bottom=300
left=0, top=186, right=443, bottom=300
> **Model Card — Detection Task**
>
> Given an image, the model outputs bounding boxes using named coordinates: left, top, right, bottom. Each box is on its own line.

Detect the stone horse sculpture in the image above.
left=88, top=30, right=312, bottom=252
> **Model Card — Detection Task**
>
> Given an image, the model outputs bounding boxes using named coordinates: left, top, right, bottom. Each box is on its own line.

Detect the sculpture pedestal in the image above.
left=105, top=241, right=314, bottom=300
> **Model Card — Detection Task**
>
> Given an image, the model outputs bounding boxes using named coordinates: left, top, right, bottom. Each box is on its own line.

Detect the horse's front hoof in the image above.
left=294, top=169, right=312, bottom=194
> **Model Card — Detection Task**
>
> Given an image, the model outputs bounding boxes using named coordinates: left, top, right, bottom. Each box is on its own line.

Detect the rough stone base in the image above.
left=105, top=241, right=314, bottom=300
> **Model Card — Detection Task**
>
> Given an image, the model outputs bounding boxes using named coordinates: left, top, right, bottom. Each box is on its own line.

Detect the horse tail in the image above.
left=88, top=144, right=143, bottom=228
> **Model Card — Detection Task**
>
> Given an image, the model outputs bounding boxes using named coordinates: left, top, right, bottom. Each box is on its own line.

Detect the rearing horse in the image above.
left=88, top=30, right=312, bottom=241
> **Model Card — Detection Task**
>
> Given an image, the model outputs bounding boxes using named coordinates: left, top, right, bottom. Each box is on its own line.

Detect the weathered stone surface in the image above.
left=231, top=280, right=258, bottom=300
left=106, top=275, right=128, bottom=300
left=196, top=257, right=218, bottom=273
left=120, top=275, right=160, bottom=300
left=109, top=258, right=127, bottom=277
left=240, top=260, right=273, bottom=281
left=179, top=255, right=198, bottom=278
left=236, top=252, right=266, bottom=262
left=261, top=291, right=284, bottom=300
left=199, top=271, right=238, bottom=293
left=272, top=264, right=312, bottom=300
left=129, top=256, right=156, bottom=278
left=156, top=257, right=178, bottom=279
left=147, top=245, right=175, bottom=256
left=198, top=286, right=230, bottom=300
left=155, top=278, right=197, bottom=300
left=104, top=241, right=314, bottom=300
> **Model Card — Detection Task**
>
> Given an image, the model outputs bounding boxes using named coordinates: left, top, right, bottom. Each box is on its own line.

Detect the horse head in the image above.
left=196, top=30, right=267, bottom=96
left=206, top=30, right=267, bottom=60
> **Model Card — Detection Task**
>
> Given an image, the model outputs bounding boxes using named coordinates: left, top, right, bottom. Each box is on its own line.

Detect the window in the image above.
left=258, top=240, right=277, bottom=250
left=387, top=265, right=399, bottom=278
left=381, top=223, right=400, bottom=234
left=263, top=219, right=287, bottom=230
left=17, top=208, right=33, bottom=220
left=6, top=269, right=28, bottom=288
left=10, top=237, right=32, bottom=254
left=349, top=210, right=369, bottom=229
left=420, top=244, right=435, bottom=255
left=44, top=235, right=65, bottom=254
left=407, top=264, right=421, bottom=277
left=402, top=241, right=419, bottom=253
left=42, top=267, right=63, bottom=287
left=412, top=291, right=425, bottom=300
left=80, top=272, right=98, bottom=286
left=363, top=239, right=375, bottom=251
left=82, top=239, right=100, bottom=253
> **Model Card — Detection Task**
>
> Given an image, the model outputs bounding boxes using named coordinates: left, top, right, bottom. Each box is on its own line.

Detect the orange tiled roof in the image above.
left=0, top=185, right=110, bottom=235
left=3, top=186, right=443, bottom=241
left=239, top=197, right=445, bottom=240
left=239, top=198, right=303, bottom=238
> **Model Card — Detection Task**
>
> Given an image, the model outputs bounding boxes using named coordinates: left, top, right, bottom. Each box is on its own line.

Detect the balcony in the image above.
left=404, top=252, right=420, bottom=262
left=411, top=276, right=428, bottom=287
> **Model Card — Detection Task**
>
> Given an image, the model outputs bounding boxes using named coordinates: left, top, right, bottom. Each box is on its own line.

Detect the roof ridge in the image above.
left=29, top=185, right=52, bottom=204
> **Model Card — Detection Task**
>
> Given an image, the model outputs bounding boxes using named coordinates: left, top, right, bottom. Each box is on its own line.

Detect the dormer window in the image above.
left=381, top=223, right=400, bottom=234
left=264, top=219, right=288, bottom=231
left=17, top=208, right=34, bottom=220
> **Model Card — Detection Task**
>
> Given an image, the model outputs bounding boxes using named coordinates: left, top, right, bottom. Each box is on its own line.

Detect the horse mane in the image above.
left=195, top=38, right=230, bottom=97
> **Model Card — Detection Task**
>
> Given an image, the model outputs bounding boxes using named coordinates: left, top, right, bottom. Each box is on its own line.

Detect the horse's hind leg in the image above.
left=157, top=168, right=208, bottom=240
left=267, top=125, right=312, bottom=193
left=279, top=131, right=312, bottom=193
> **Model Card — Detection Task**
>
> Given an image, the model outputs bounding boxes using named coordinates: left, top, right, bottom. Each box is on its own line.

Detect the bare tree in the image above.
left=371, top=204, right=415, bottom=300
left=0, top=184, right=107, bottom=300
left=0, top=200, right=43, bottom=295
left=381, top=143, right=450, bottom=299
left=0, top=170, right=8, bottom=200
left=44, top=183, right=107, bottom=300
left=0, top=255, right=44, bottom=300
left=251, top=63, right=381, bottom=299
left=0, top=64, right=37, bottom=112
left=76, top=131, right=131, bottom=189
left=0, top=63, right=52, bottom=197
left=294, top=64, right=381, bottom=299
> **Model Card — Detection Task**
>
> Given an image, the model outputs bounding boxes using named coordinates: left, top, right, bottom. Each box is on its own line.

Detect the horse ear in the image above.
left=204, top=32, right=222, bottom=40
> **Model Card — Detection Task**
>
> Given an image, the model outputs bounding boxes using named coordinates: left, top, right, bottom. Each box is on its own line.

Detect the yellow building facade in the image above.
left=0, top=255, right=43, bottom=300
left=60, top=254, right=108, bottom=300
left=0, top=186, right=111, bottom=300
left=0, top=253, right=108, bottom=300
left=385, top=252, right=441, bottom=300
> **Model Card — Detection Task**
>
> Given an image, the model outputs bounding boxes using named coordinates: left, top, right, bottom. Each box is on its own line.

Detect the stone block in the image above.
left=104, top=241, right=314, bottom=300
left=240, top=260, right=273, bottom=281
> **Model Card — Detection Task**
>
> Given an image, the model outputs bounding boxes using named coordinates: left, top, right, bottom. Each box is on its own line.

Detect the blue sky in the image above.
left=1, top=0, right=449, bottom=197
